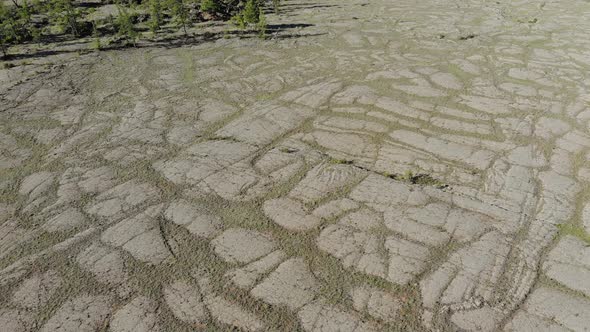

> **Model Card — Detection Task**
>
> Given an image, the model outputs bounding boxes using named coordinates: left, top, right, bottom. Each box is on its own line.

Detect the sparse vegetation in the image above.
left=328, top=158, right=353, bottom=165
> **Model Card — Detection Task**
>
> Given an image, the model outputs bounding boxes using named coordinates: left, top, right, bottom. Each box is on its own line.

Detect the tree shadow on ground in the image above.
left=277, top=2, right=340, bottom=14
left=4, top=22, right=323, bottom=62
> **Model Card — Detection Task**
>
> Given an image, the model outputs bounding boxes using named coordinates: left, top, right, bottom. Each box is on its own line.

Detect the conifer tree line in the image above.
left=0, top=0, right=279, bottom=57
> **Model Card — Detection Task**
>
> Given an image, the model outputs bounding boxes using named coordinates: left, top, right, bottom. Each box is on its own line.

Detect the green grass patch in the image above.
left=557, top=223, right=590, bottom=244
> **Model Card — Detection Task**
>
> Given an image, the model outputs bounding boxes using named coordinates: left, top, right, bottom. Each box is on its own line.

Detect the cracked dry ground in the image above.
left=2, top=0, right=590, bottom=331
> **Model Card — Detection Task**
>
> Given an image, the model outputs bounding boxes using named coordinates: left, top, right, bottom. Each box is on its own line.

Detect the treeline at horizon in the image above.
left=0, top=0, right=280, bottom=57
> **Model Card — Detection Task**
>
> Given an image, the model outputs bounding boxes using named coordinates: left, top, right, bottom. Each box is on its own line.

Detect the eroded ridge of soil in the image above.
left=2, top=0, right=590, bottom=331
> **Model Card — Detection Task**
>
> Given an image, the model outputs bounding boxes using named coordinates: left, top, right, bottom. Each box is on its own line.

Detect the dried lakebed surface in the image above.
left=2, top=0, right=590, bottom=331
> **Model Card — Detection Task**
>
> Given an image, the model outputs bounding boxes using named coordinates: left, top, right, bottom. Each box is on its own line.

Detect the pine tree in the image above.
left=242, top=0, right=259, bottom=24
left=49, top=0, right=80, bottom=36
left=0, top=2, right=13, bottom=57
left=200, top=0, right=220, bottom=14
left=167, top=0, right=189, bottom=35
left=148, top=0, right=162, bottom=34
left=19, top=0, right=41, bottom=41
left=0, top=0, right=40, bottom=57
left=232, top=0, right=260, bottom=29
left=257, top=7, right=266, bottom=38
left=116, top=4, right=137, bottom=45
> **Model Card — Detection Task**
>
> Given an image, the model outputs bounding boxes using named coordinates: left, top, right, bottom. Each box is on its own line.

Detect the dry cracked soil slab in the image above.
left=2, top=0, right=590, bottom=331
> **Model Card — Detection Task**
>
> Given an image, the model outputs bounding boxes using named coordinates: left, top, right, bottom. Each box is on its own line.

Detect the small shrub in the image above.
left=91, top=20, right=101, bottom=50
